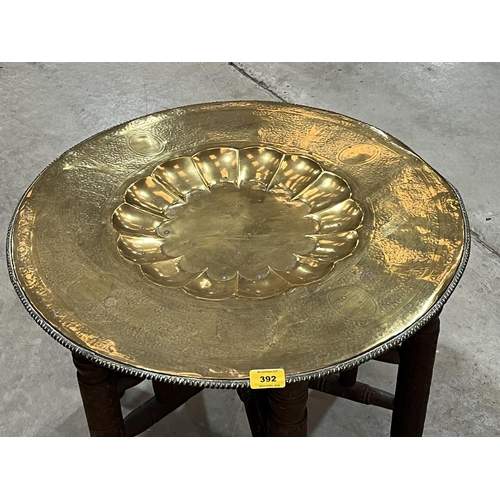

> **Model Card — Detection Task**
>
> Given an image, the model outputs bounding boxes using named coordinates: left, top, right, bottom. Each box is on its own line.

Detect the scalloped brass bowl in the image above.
left=112, top=146, right=363, bottom=299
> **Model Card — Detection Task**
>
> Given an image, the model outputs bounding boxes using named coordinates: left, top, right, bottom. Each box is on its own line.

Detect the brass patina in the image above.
left=7, top=101, right=469, bottom=387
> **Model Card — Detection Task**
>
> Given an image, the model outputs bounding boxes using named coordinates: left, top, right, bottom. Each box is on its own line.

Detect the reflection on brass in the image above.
left=112, top=147, right=362, bottom=299
left=7, top=101, right=469, bottom=387
left=338, top=143, right=381, bottom=165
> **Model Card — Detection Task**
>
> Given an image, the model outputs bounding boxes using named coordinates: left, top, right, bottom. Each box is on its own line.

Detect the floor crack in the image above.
left=228, top=62, right=287, bottom=102
left=471, top=229, right=500, bottom=259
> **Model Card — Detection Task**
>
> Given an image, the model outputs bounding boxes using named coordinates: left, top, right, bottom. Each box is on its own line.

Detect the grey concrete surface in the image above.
left=1, top=62, right=499, bottom=436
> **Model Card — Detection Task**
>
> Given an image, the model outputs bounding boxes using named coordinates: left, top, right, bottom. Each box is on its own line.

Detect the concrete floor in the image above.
left=1, top=62, right=499, bottom=437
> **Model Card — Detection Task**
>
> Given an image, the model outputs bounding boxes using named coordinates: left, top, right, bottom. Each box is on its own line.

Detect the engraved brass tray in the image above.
left=7, top=101, right=470, bottom=387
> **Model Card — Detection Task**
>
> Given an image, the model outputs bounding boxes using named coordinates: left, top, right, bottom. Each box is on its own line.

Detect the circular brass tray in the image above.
left=7, top=101, right=470, bottom=387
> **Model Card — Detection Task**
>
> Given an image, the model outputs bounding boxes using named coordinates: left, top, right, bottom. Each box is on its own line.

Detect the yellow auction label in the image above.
left=249, top=368, right=286, bottom=389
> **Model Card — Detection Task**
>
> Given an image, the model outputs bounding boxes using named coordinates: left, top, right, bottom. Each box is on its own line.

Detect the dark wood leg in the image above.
left=339, top=367, right=358, bottom=387
left=266, top=381, right=309, bottom=437
left=237, top=386, right=269, bottom=437
left=391, top=313, right=441, bottom=437
left=72, top=353, right=125, bottom=437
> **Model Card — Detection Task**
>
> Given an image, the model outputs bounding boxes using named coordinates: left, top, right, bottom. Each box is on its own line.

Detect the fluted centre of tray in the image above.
left=158, top=183, right=317, bottom=281
left=112, top=146, right=363, bottom=299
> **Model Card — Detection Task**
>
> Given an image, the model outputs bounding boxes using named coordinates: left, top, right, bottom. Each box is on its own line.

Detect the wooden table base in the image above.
left=73, top=355, right=125, bottom=437
left=72, top=313, right=441, bottom=437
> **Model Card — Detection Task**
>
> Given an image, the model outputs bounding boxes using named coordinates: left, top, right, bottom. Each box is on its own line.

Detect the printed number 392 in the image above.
left=260, top=375, right=277, bottom=383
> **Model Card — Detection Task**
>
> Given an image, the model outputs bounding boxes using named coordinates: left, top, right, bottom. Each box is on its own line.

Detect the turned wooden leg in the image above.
left=72, top=353, right=125, bottom=437
left=309, top=374, right=394, bottom=410
left=391, top=313, right=441, bottom=437
left=266, top=381, right=309, bottom=437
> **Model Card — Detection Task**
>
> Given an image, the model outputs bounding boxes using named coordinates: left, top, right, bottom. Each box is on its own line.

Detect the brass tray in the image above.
left=7, top=101, right=470, bottom=387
